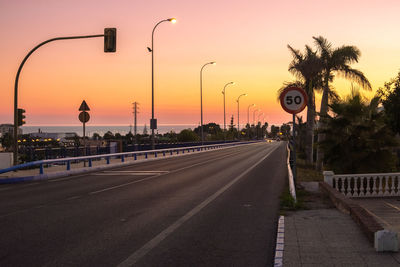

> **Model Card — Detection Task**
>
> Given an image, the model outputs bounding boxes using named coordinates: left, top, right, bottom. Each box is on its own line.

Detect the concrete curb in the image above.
left=319, top=181, right=383, bottom=244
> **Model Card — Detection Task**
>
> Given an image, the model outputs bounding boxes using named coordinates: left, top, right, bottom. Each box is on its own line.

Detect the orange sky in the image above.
left=1, top=0, right=400, bottom=128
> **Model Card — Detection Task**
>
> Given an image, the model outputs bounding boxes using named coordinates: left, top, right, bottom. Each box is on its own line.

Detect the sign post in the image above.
left=79, top=100, right=90, bottom=165
left=279, top=87, right=308, bottom=185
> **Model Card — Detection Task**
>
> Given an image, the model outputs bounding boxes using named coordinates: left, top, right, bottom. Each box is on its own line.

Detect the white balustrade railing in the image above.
left=324, top=171, right=400, bottom=198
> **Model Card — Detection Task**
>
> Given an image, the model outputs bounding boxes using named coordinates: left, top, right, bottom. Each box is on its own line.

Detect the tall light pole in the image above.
left=257, top=112, right=264, bottom=124
left=200, top=61, right=216, bottom=145
left=222, top=82, right=235, bottom=133
left=236, top=93, right=247, bottom=138
left=253, top=109, right=260, bottom=125
left=149, top=18, right=176, bottom=150
left=247, top=104, right=255, bottom=126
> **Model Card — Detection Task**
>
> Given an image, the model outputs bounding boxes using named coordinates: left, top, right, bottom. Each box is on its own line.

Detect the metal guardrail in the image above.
left=287, top=144, right=297, bottom=202
left=0, top=141, right=258, bottom=176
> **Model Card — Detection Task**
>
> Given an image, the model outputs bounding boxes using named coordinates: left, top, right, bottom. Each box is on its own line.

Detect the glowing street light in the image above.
left=253, top=109, right=261, bottom=125
left=236, top=93, right=247, bottom=137
left=258, top=112, right=264, bottom=124
left=200, top=61, right=216, bottom=145
left=222, top=82, right=235, bottom=133
left=247, top=104, right=255, bottom=126
left=148, top=18, right=177, bottom=150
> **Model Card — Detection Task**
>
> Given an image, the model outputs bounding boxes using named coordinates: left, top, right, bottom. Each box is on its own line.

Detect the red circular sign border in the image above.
left=279, top=87, right=308, bottom=114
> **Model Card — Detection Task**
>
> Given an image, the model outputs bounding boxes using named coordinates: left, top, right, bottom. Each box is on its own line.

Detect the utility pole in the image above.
left=132, top=102, right=139, bottom=143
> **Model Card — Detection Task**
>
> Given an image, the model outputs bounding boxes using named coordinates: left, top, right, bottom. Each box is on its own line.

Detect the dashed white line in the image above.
left=93, top=170, right=170, bottom=176
left=88, top=150, right=244, bottom=195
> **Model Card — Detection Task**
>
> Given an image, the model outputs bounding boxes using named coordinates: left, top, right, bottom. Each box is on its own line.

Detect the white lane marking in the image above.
left=117, top=144, right=279, bottom=267
left=89, top=177, right=161, bottom=195
left=47, top=175, right=87, bottom=182
left=274, top=216, right=285, bottom=267
left=0, top=187, right=13, bottom=192
left=2, top=142, right=261, bottom=187
left=102, top=171, right=170, bottom=173
left=66, top=195, right=82, bottom=200
left=88, top=149, right=245, bottom=195
left=93, top=170, right=170, bottom=176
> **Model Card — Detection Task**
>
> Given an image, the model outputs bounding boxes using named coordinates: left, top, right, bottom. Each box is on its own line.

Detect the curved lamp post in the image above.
left=149, top=18, right=176, bottom=150
left=247, top=104, right=255, bottom=126
left=200, top=61, right=216, bottom=145
left=247, top=104, right=255, bottom=140
left=222, top=82, right=235, bottom=133
left=236, top=93, right=247, bottom=138
left=253, top=109, right=260, bottom=125
left=257, top=112, right=264, bottom=124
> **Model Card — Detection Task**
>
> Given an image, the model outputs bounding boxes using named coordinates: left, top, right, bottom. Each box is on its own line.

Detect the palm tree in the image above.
left=279, top=45, right=322, bottom=165
left=319, top=91, right=397, bottom=173
left=313, top=36, right=372, bottom=170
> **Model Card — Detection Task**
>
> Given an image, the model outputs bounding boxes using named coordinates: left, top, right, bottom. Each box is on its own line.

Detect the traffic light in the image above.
left=17, top=108, right=26, bottom=126
left=104, top=28, right=116, bottom=52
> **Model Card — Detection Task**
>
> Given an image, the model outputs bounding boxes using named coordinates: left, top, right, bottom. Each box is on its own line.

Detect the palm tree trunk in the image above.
left=305, top=90, right=315, bottom=165
left=316, top=83, right=329, bottom=170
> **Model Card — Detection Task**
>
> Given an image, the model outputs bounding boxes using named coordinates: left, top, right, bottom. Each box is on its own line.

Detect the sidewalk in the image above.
left=283, top=183, right=400, bottom=266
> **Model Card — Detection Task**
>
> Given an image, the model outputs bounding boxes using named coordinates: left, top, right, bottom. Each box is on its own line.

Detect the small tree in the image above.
left=270, top=125, right=280, bottom=138
left=92, top=133, right=101, bottom=140
left=177, top=129, right=199, bottom=142
left=0, top=132, right=13, bottom=150
left=143, top=124, right=148, bottom=135
left=103, top=131, right=114, bottom=140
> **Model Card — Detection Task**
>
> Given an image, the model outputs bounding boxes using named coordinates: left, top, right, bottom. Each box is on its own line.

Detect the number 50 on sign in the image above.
left=279, top=87, right=308, bottom=114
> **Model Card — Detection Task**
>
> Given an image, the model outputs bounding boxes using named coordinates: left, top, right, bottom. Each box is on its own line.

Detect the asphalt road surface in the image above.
left=0, top=141, right=288, bottom=267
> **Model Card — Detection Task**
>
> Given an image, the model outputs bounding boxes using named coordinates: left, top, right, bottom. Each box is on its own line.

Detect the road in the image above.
left=0, top=141, right=287, bottom=267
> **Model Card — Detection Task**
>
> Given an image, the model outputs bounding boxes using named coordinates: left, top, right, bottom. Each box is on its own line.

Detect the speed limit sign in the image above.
left=280, top=87, right=308, bottom=114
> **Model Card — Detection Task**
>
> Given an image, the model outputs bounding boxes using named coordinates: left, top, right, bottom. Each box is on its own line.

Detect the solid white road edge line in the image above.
left=274, top=216, right=285, bottom=267
left=117, top=144, right=280, bottom=267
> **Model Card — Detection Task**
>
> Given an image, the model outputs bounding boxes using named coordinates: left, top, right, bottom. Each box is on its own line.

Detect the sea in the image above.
left=21, top=125, right=197, bottom=137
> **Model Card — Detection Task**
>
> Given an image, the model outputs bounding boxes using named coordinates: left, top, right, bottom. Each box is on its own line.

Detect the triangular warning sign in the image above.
left=79, top=100, right=90, bottom=111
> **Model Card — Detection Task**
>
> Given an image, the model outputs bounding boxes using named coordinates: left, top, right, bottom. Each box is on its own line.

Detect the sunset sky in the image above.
left=1, top=0, right=400, bottom=128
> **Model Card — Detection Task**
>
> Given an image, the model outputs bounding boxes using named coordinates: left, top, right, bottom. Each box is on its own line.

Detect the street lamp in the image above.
left=149, top=18, right=176, bottom=150
left=247, top=104, right=255, bottom=126
left=200, top=61, right=216, bottom=145
left=236, top=93, right=247, bottom=137
left=253, top=109, right=260, bottom=125
left=222, top=82, right=235, bottom=133
left=257, top=112, right=264, bottom=124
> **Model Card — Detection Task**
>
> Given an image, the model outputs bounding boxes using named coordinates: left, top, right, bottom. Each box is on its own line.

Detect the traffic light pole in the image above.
left=13, top=34, right=105, bottom=166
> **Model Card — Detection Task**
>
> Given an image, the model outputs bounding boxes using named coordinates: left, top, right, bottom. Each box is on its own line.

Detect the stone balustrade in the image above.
left=323, top=171, right=400, bottom=198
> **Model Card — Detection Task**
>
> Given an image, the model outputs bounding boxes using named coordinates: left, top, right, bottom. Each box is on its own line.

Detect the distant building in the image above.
left=28, top=132, right=77, bottom=145
left=0, top=124, right=22, bottom=136
left=28, top=132, right=76, bottom=140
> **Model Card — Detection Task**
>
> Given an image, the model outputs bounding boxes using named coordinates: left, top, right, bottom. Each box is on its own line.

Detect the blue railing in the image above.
left=18, top=140, right=242, bottom=161
left=0, top=141, right=258, bottom=176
